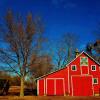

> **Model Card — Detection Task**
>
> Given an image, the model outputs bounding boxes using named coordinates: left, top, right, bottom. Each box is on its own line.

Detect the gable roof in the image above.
left=36, top=51, right=100, bottom=80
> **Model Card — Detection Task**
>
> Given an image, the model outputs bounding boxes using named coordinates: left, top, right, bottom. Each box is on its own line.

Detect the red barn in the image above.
left=37, top=51, right=100, bottom=96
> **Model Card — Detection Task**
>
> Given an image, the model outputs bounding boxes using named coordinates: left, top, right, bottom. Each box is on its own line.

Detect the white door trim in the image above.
left=71, top=75, right=94, bottom=96
left=68, top=66, right=70, bottom=93
left=46, top=78, right=65, bottom=95
left=37, top=80, right=39, bottom=95
left=37, top=79, right=45, bottom=95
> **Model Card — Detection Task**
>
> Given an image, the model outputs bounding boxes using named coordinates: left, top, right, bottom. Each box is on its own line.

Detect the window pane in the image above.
left=72, top=66, right=75, bottom=70
left=93, top=78, right=98, bottom=84
left=92, top=66, right=96, bottom=71
left=94, top=79, right=97, bottom=83
left=72, top=66, right=76, bottom=71
left=93, top=66, right=95, bottom=70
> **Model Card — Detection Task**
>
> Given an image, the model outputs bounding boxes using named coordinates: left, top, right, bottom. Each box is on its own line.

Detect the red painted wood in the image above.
left=56, top=79, right=64, bottom=95
left=39, top=79, right=44, bottom=96
left=81, top=66, right=88, bottom=74
left=72, top=76, right=93, bottom=96
left=38, top=52, right=100, bottom=96
left=47, top=79, right=55, bottom=95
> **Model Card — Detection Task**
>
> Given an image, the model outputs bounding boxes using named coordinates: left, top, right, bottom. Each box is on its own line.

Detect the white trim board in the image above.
left=68, top=66, right=70, bottom=94
left=46, top=78, right=65, bottom=96
left=71, top=65, right=77, bottom=71
left=91, top=65, right=96, bottom=71
left=71, top=75, right=94, bottom=96
left=92, top=78, right=98, bottom=84
left=37, top=79, right=45, bottom=95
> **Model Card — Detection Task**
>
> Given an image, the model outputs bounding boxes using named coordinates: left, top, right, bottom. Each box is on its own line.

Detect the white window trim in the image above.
left=93, top=78, right=98, bottom=84
left=91, top=65, right=96, bottom=71
left=71, top=65, right=77, bottom=71
left=80, top=57, right=88, bottom=66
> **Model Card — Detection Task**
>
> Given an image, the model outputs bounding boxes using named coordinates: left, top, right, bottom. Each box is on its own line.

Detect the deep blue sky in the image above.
left=0, top=0, right=100, bottom=49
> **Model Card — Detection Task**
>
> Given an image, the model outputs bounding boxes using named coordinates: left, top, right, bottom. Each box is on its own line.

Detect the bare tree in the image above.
left=86, top=40, right=100, bottom=63
left=30, top=54, right=53, bottom=78
left=0, top=11, right=45, bottom=96
left=86, top=23, right=100, bottom=63
left=54, top=33, right=78, bottom=69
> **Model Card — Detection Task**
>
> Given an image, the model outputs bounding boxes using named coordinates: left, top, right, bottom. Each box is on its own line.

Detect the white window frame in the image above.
left=93, top=78, right=98, bottom=84
left=71, top=65, right=77, bottom=71
left=80, top=57, right=88, bottom=66
left=91, top=65, right=96, bottom=71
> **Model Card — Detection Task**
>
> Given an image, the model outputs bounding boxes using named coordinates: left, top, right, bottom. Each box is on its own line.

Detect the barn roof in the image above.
left=36, top=51, right=100, bottom=80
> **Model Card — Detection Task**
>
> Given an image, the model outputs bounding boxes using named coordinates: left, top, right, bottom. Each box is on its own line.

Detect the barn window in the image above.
left=80, top=57, right=88, bottom=66
left=93, top=78, right=98, bottom=84
left=71, top=65, right=77, bottom=71
left=91, top=65, right=96, bottom=71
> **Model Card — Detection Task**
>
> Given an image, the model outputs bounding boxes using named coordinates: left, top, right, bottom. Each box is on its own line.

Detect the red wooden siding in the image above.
left=72, top=76, right=93, bottom=96
left=81, top=66, right=89, bottom=74
left=44, top=68, right=68, bottom=95
left=56, top=79, right=64, bottom=95
left=38, top=68, right=68, bottom=96
left=46, top=78, right=65, bottom=96
left=46, top=79, right=55, bottom=95
left=38, top=79, right=45, bottom=96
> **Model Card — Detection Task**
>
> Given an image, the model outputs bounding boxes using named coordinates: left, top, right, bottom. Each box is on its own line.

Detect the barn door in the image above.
left=56, top=79, right=64, bottom=95
left=72, top=76, right=93, bottom=96
left=38, top=79, right=45, bottom=96
left=46, top=78, right=65, bottom=96
left=46, top=79, right=55, bottom=95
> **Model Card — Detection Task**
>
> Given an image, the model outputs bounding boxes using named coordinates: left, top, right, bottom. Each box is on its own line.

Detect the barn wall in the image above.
left=88, top=55, right=100, bottom=95
left=43, top=68, right=69, bottom=95
left=37, top=79, right=45, bottom=96
left=67, top=53, right=100, bottom=96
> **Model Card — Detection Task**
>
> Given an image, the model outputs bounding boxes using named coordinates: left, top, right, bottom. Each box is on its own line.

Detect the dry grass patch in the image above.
left=0, top=96, right=100, bottom=100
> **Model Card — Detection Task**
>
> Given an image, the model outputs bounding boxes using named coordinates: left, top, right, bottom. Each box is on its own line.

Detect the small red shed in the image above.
left=37, top=51, right=100, bottom=96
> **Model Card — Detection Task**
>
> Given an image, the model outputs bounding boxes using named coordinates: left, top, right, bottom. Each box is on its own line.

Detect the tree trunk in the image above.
left=20, top=76, right=24, bottom=96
